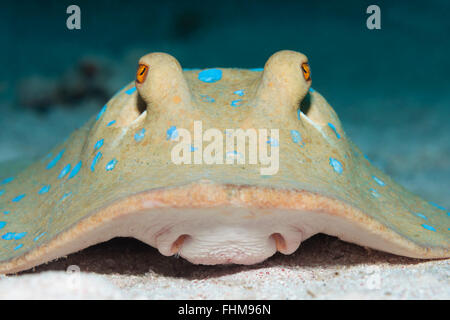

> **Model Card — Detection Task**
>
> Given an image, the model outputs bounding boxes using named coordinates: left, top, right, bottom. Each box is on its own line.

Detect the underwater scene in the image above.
left=0, top=0, right=448, bottom=300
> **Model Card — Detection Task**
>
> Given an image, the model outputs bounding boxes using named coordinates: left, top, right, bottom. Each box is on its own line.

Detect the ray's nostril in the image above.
left=170, top=234, right=191, bottom=254
left=271, top=233, right=287, bottom=253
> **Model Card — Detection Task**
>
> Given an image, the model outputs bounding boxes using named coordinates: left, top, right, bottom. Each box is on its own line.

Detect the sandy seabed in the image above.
left=0, top=235, right=448, bottom=299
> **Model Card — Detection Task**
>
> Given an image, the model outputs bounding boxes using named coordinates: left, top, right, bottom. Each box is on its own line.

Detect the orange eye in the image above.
left=301, top=62, right=311, bottom=81
left=136, top=64, right=149, bottom=84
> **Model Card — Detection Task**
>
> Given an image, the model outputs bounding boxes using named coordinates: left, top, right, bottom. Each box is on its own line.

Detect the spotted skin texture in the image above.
left=0, top=50, right=448, bottom=274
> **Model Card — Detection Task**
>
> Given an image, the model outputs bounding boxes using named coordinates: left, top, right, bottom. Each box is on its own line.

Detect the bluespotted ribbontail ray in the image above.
left=0, top=50, right=448, bottom=274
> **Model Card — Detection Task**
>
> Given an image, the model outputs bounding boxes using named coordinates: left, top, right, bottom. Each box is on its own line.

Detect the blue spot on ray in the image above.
left=125, top=87, right=137, bottom=95
left=68, top=161, right=82, bottom=179
left=94, top=139, right=104, bottom=151
left=96, top=105, right=107, bottom=121
left=3, top=211, right=10, bottom=215
left=2, top=233, right=12, bottom=240
left=329, top=158, right=343, bottom=174
left=34, top=232, right=47, bottom=242
left=15, top=232, right=27, bottom=240
left=0, top=221, right=6, bottom=229
left=372, top=176, right=385, bottom=186
left=234, top=90, right=245, bottom=96
left=309, top=87, right=315, bottom=93
left=60, top=192, right=72, bottom=202
left=2, top=232, right=27, bottom=240
left=327, top=123, right=341, bottom=139
left=290, top=130, right=304, bottom=147
left=414, top=213, right=428, bottom=220
left=14, top=244, right=23, bottom=251
left=422, top=224, right=436, bottom=232
left=91, top=152, right=102, bottom=172
left=267, top=137, right=279, bottom=147
left=107, top=120, right=116, bottom=127
left=38, top=185, right=51, bottom=195
left=106, top=159, right=118, bottom=171
left=231, top=99, right=243, bottom=107
left=134, top=128, right=146, bottom=142
left=198, top=69, right=222, bottom=83
left=46, top=149, right=65, bottom=170
left=1, top=177, right=14, bottom=185
left=249, top=68, right=263, bottom=72
left=58, top=164, right=71, bottom=179
left=369, top=188, right=380, bottom=198
left=0, top=190, right=4, bottom=197
left=167, top=126, right=179, bottom=140
left=12, top=194, right=26, bottom=202
left=200, top=94, right=215, bottom=103
left=430, top=202, right=446, bottom=211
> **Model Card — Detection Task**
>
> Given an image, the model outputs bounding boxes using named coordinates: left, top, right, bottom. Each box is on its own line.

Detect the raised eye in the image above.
left=136, top=64, right=149, bottom=84
left=301, top=62, right=311, bottom=81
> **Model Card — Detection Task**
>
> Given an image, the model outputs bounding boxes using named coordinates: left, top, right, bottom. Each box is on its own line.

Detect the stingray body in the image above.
left=0, top=50, right=448, bottom=274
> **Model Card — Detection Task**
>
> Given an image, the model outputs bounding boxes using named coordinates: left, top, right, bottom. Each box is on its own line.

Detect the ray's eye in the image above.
left=301, top=62, right=311, bottom=81
left=136, top=64, right=149, bottom=84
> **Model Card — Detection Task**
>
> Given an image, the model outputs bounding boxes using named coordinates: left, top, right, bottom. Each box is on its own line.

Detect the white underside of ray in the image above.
left=4, top=203, right=424, bottom=273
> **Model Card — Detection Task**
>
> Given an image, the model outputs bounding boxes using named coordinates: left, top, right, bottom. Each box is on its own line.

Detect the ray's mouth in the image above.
left=144, top=207, right=308, bottom=266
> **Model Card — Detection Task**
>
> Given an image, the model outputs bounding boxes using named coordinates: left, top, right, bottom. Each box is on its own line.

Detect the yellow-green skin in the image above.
left=0, top=51, right=448, bottom=273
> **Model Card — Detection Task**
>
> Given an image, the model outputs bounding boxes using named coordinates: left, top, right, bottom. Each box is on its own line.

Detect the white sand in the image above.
left=0, top=235, right=448, bottom=299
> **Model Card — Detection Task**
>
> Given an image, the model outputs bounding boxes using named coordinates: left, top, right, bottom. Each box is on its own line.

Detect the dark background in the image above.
left=1, top=0, right=449, bottom=103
